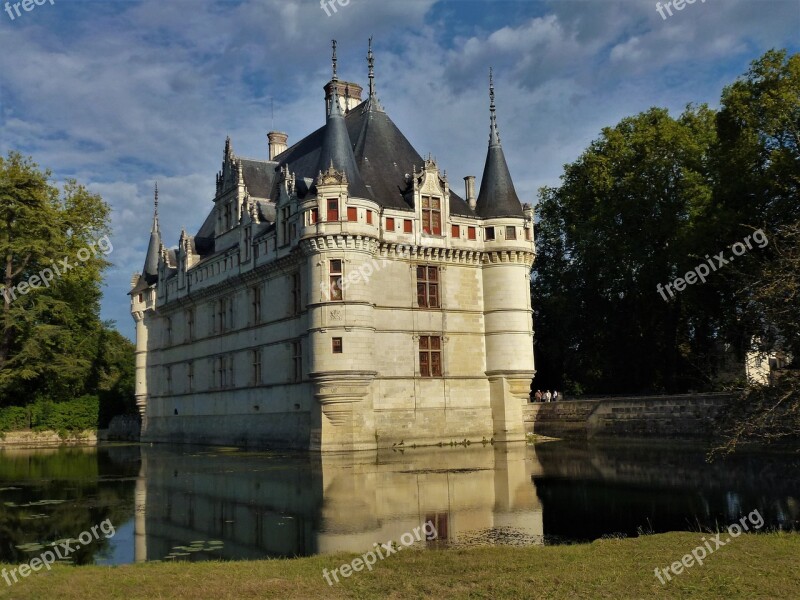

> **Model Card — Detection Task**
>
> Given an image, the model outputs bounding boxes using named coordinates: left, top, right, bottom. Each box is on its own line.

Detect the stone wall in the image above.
left=0, top=430, right=97, bottom=446
left=523, top=393, right=734, bottom=439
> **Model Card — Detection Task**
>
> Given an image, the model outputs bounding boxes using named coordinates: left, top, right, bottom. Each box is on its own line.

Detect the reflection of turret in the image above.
left=134, top=459, right=147, bottom=563
left=314, top=445, right=543, bottom=553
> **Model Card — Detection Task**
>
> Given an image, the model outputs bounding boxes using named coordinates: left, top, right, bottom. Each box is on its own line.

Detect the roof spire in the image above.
left=489, top=67, right=500, bottom=146
left=151, top=182, right=160, bottom=233
left=367, top=36, right=375, bottom=98
left=331, top=39, right=338, bottom=82
left=363, top=37, right=384, bottom=113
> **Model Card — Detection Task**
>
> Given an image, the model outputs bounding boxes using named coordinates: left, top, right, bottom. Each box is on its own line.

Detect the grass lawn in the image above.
left=0, top=532, right=796, bottom=599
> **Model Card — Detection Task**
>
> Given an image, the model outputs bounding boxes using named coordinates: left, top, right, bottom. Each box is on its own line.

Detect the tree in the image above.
left=0, top=152, right=132, bottom=426
left=533, top=106, right=718, bottom=394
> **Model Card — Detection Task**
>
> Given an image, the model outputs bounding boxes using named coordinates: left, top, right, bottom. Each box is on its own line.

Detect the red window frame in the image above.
left=419, top=336, right=442, bottom=377
left=416, top=266, right=439, bottom=308
left=327, top=199, right=339, bottom=222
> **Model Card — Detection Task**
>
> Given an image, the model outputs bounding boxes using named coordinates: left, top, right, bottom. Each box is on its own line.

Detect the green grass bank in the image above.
left=0, top=532, right=796, bottom=599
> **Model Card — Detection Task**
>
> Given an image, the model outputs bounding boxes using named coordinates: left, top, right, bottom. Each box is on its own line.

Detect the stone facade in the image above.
left=130, top=45, right=535, bottom=451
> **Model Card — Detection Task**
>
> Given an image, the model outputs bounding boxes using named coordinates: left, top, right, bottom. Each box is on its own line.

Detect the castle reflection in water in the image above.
left=1, top=441, right=797, bottom=565
left=134, top=444, right=543, bottom=562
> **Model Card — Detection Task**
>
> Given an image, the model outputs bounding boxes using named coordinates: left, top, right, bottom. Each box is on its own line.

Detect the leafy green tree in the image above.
left=533, top=106, right=718, bottom=394
left=0, top=152, right=132, bottom=427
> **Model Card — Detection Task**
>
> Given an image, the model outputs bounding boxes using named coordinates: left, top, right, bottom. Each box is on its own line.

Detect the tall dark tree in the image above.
left=533, top=106, right=717, bottom=394
left=0, top=152, right=132, bottom=421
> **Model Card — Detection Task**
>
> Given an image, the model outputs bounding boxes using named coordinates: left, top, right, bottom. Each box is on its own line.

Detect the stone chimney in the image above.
left=464, top=175, right=477, bottom=210
left=323, top=80, right=363, bottom=116
left=268, top=131, right=288, bottom=160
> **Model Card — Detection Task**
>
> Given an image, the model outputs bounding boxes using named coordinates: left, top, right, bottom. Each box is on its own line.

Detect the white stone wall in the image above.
left=134, top=163, right=536, bottom=451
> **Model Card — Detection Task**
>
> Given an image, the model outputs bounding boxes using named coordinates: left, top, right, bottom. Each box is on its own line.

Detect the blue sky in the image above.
left=1, top=0, right=798, bottom=339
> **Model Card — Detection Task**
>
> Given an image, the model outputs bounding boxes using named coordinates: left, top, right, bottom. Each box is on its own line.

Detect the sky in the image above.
left=1, top=0, right=798, bottom=339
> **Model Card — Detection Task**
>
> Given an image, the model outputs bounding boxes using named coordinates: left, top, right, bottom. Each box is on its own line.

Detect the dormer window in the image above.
left=421, top=196, right=441, bottom=235
left=223, top=202, right=232, bottom=230
left=327, top=199, right=339, bottom=221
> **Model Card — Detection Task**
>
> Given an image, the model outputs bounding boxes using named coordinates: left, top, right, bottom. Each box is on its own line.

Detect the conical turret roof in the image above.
left=142, top=183, right=161, bottom=284
left=475, top=70, right=523, bottom=219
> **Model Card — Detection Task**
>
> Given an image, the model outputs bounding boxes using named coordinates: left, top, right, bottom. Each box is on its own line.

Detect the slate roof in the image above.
left=475, top=81, right=523, bottom=219
left=475, top=142, right=523, bottom=218
left=142, top=223, right=161, bottom=285
left=239, top=158, right=277, bottom=198
left=272, top=97, right=472, bottom=215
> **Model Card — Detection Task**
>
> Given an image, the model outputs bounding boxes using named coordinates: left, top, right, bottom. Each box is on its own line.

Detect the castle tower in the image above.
left=305, top=41, right=377, bottom=451
left=476, top=70, right=536, bottom=442
left=129, top=184, right=161, bottom=421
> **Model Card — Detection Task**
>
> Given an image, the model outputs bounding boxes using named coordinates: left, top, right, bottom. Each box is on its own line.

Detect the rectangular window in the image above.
left=416, top=266, right=440, bottom=309
left=224, top=203, right=232, bottom=230
left=327, top=199, right=339, bottom=222
left=419, top=336, right=442, bottom=377
left=309, top=207, right=319, bottom=224
left=506, top=226, right=516, bottom=240
left=292, top=272, right=302, bottom=314
left=165, top=366, right=172, bottom=394
left=526, top=227, right=532, bottom=241
left=386, top=217, right=395, bottom=231
left=485, top=227, right=495, bottom=241
left=217, top=356, right=227, bottom=388
left=347, top=206, right=358, bottom=222
left=404, top=219, right=413, bottom=233
left=165, top=317, right=172, bottom=346
left=425, top=513, right=449, bottom=542
left=422, top=196, right=442, bottom=235
left=468, top=226, right=476, bottom=240
left=251, top=286, right=262, bottom=325
left=251, top=349, right=262, bottom=386
left=366, top=211, right=373, bottom=225
left=451, top=224, right=460, bottom=238
left=293, top=341, right=302, bottom=382
left=187, top=361, right=194, bottom=393
left=186, top=309, right=194, bottom=342
left=281, top=207, right=290, bottom=244
left=227, top=354, right=234, bottom=387
left=244, top=227, right=252, bottom=261
left=332, top=337, right=343, bottom=354
left=329, top=260, right=343, bottom=301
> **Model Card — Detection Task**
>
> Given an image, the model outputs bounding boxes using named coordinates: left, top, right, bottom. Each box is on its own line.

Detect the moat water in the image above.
left=0, top=441, right=797, bottom=565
